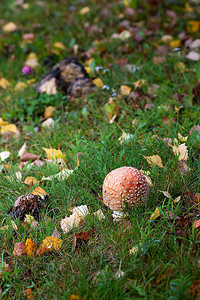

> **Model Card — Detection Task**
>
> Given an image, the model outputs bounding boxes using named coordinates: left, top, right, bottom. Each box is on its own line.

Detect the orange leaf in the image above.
left=25, top=239, right=37, bottom=258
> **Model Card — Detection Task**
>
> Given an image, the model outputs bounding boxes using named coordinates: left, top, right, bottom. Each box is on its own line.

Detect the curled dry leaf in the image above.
left=194, top=219, right=200, bottom=229
left=13, top=242, right=26, bottom=256
left=143, top=155, right=164, bottom=168
left=31, top=186, right=47, bottom=199
left=24, top=215, right=39, bottom=228
left=120, top=85, right=132, bottom=96
left=36, top=236, right=63, bottom=256
left=159, top=190, right=172, bottom=198
left=18, top=142, right=26, bottom=157
left=44, top=106, right=56, bottom=119
left=74, top=229, right=93, bottom=250
left=61, top=205, right=89, bottom=233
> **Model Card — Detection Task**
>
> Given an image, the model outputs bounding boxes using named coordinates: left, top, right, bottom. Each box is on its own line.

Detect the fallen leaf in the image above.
left=178, top=160, right=190, bottom=174
left=60, top=206, right=89, bottom=234
left=79, top=6, right=90, bottom=14
left=194, top=219, right=200, bottom=229
left=51, top=226, right=62, bottom=239
left=159, top=190, right=172, bottom=198
left=0, top=78, right=10, bottom=89
left=42, top=168, right=73, bottom=181
left=186, top=20, right=200, bottom=33
left=31, top=186, right=47, bottom=199
left=93, top=209, right=105, bottom=220
left=119, top=131, right=134, bottom=144
left=39, top=77, right=57, bottom=94
left=25, top=52, right=39, bottom=68
left=13, top=242, right=26, bottom=256
left=20, top=152, right=39, bottom=162
left=14, top=82, right=28, bottom=91
left=25, top=239, right=37, bottom=258
left=186, top=51, right=200, bottom=61
left=24, top=176, right=40, bottom=186
left=174, top=62, right=186, bottom=73
left=44, top=106, right=56, bottom=119
left=169, top=39, right=180, bottom=50
left=74, top=229, right=92, bottom=249
left=92, top=78, right=104, bottom=88
left=24, top=215, right=39, bottom=228
left=104, top=98, right=119, bottom=123
left=23, top=288, right=34, bottom=299
left=0, top=118, right=9, bottom=126
left=41, top=118, right=54, bottom=128
left=0, top=151, right=10, bottom=161
left=2, top=22, right=17, bottom=32
left=36, top=236, right=63, bottom=256
left=72, top=205, right=90, bottom=217
left=172, top=143, right=188, bottom=161
left=133, top=79, right=146, bottom=89
left=43, top=147, right=65, bottom=160
left=173, top=196, right=181, bottom=203
left=120, top=85, right=132, bottom=95
left=149, top=207, right=160, bottom=220
left=0, top=124, right=17, bottom=134
left=18, top=142, right=26, bottom=157
left=69, top=295, right=82, bottom=300
left=143, top=155, right=164, bottom=168
left=178, top=133, right=188, bottom=142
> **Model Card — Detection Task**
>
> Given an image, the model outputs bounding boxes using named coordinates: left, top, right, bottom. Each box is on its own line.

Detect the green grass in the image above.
left=0, top=0, right=200, bottom=299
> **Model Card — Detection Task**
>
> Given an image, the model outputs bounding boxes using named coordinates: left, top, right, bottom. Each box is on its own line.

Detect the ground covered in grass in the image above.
left=0, top=0, right=200, bottom=299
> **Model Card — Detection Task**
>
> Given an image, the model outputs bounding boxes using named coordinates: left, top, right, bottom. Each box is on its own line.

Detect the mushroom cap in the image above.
left=102, top=166, right=149, bottom=211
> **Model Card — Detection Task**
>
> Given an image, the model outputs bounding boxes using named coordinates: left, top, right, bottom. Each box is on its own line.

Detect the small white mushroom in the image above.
left=102, top=166, right=149, bottom=211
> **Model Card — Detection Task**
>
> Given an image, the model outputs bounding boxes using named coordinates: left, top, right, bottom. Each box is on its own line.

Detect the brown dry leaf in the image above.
left=74, top=229, right=92, bottom=250
left=23, top=288, right=34, bottom=299
left=92, top=78, right=104, bottom=88
left=25, top=239, right=37, bottom=258
left=0, top=78, right=10, bottom=89
left=143, top=155, right=164, bottom=168
left=43, top=147, right=65, bottom=160
left=20, top=152, right=39, bottom=162
left=172, top=143, right=188, bottom=161
left=2, top=22, right=17, bottom=32
left=120, top=85, right=132, bottom=96
left=194, top=219, right=200, bottom=229
left=159, top=190, right=172, bottom=198
left=31, top=186, right=47, bottom=199
left=44, top=106, right=56, bottom=119
left=13, top=242, right=26, bottom=256
left=149, top=207, right=160, bottom=220
left=24, top=176, right=40, bottom=186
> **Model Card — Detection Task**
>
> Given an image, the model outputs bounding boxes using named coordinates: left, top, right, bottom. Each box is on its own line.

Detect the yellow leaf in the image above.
left=53, top=42, right=65, bottom=50
left=143, top=155, right=164, bottom=168
left=93, top=78, right=104, bottom=88
left=0, top=124, right=17, bottom=134
left=178, top=133, right=188, bottom=142
left=79, top=7, right=90, bottom=14
left=24, top=176, right=40, bottom=186
left=149, top=207, right=160, bottom=220
left=186, top=21, right=200, bottom=33
left=173, top=196, right=181, bottom=203
left=169, top=40, right=180, bottom=50
left=23, top=288, right=34, bottom=299
left=40, top=236, right=63, bottom=251
left=44, top=106, right=56, bottom=119
left=85, top=66, right=91, bottom=74
left=0, top=78, right=10, bottom=89
left=43, top=147, right=65, bottom=160
left=85, top=58, right=94, bottom=66
left=172, top=143, right=188, bottom=161
left=14, top=82, right=28, bottom=91
left=120, top=85, right=132, bottom=96
left=133, top=79, right=146, bottom=89
left=31, top=186, right=47, bottom=199
left=25, top=239, right=37, bottom=258
left=0, top=118, right=9, bottom=126
left=2, top=22, right=17, bottom=32
left=24, top=215, right=39, bottom=228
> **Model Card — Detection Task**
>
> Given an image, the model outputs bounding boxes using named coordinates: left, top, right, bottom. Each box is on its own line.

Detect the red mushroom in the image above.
left=102, top=166, right=149, bottom=211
